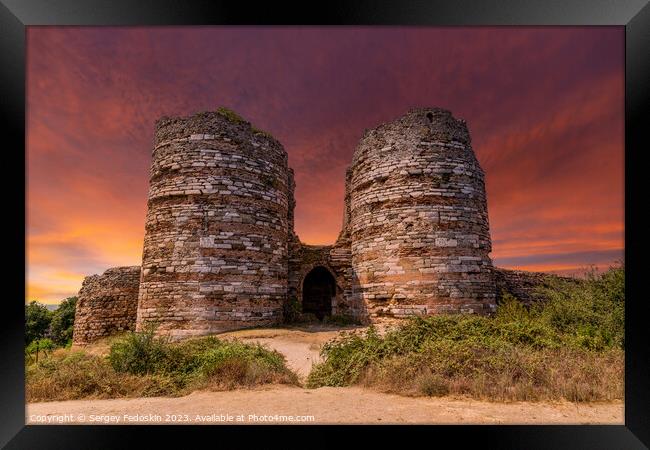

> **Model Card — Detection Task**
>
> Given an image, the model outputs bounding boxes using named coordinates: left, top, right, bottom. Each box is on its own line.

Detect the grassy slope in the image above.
left=306, top=266, right=624, bottom=402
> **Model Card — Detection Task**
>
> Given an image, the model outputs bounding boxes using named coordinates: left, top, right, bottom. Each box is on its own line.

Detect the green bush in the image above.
left=26, top=338, right=55, bottom=353
left=252, top=127, right=274, bottom=139
left=367, top=343, right=623, bottom=402
left=28, top=325, right=299, bottom=401
left=107, top=323, right=298, bottom=392
left=307, top=266, right=625, bottom=401
left=108, top=323, right=171, bottom=375
left=495, top=292, right=530, bottom=322
left=215, top=107, right=246, bottom=123
left=49, top=297, right=77, bottom=346
left=26, top=350, right=171, bottom=402
left=25, top=301, right=52, bottom=345
left=532, top=265, right=625, bottom=349
left=194, top=340, right=290, bottom=387
left=25, top=338, right=56, bottom=364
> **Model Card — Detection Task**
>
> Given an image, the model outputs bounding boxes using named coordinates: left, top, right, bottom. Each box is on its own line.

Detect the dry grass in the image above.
left=27, top=334, right=299, bottom=402
left=363, top=346, right=624, bottom=402
left=307, top=266, right=625, bottom=402
left=26, top=350, right=164, bottom=402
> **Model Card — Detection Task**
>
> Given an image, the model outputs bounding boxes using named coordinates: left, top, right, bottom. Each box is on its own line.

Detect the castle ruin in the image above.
left=73, top=107, right=556, bottom=344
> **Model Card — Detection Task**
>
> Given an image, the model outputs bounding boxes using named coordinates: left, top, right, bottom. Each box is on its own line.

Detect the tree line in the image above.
left=25, top=297, right=77, bottom=352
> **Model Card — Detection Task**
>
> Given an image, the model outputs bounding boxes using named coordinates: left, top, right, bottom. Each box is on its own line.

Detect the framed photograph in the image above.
left=3, top=0, right=648, bottom=447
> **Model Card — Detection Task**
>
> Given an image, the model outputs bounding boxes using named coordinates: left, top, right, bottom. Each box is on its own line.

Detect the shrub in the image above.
left=365, top=344, right=623, bottom=402
left=26, top=338, right=55, bottom=353
left=532, top=265, right=625, bottom=349
left=306, top=326, right=386, bottom=387
left=107, top=325, right=298, bottom=392
left=49, top=297, right=77, bottom=346
left=495, top=292, right=530, bottom=322
left=215, top=107, right=246, bottom=123
left=307, top=266, right=625, bottom=401
left=108, top=323, right=171, bottom=375
left=252, top=127, right=274, bottom=139
left=25, top=338, right=56, bottom=364
left=28, top=328, right=299, bottom=402
left=192, top=340, right=293, bottom=389
left=26, top=350, right=167, bottom=402
left=25, top=301, right=52, bottom=345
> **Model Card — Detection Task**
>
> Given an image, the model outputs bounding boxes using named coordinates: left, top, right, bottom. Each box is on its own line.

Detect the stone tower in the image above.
left=136, top=110, right=292, bottom=338
left=347, top=107, right=496, bottom=318
left=71, top=106, right=569, bottom=345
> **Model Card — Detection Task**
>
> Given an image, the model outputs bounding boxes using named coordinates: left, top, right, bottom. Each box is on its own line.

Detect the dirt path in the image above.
left=28, top=326, right=623, bottom=425
left=27, top=386, right=623, bottom=425
left=217, top=325, right=354, bottom=377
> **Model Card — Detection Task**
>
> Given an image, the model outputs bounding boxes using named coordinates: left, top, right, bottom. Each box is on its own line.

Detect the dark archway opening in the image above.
left=302, top=266, right=335, bottom=320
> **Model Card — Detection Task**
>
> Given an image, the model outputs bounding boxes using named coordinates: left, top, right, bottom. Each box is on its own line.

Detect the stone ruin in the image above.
left=72, top=266, right=140, bottom=343
left=72, top=107, right=566, bottom=344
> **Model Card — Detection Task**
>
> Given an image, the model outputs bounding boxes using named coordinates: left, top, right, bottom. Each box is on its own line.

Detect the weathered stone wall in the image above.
left=332, top=167, right=366, bottom=319
left=286, top=164, right=361, bottom=321
left=136, top=111, right=291, bottom=338
left=72, top=266, right=141, bottom=345
left=76, top=106, right=582, bottom=337
left=328, top=237, right=363, bottom=318
left=287, top=168, right=296, bottom=238
left=287, top=240, right=360, bottom=319
left=494, top=267, right=576, bottom=305
left=288, top=243, right=336, bottom=316
left=347, top=108, right=496, bottom=319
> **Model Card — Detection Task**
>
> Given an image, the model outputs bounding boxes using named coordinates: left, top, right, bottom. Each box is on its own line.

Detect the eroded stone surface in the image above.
left=136, top=111, right=291, bottom=338
left=72, top=107, right=571, bottom=342
left=493, top=268, right=577, bottom=305
left=346, top=108, right=496, bottom=318
left=72, top=266, right=141, bottom=345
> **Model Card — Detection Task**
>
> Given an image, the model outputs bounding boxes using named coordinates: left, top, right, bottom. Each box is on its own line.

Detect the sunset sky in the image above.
left=26, top=27, right=624, bottom=304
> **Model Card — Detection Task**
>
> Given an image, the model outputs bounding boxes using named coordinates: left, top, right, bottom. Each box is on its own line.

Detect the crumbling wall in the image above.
left=287, top=240, right=359, bottom=319
left=328, top=237, right=362, bottom=318
left=136, top=110, right=292, bottom=338
left=75, top=106, right=584, bottom=337
left=72, top=266, right=141, bottom=345
left=347, top=108, right=496, bottom=319
left=286, top=164, right=360, bottom=321
left=494, top=267, right=577, bottom=305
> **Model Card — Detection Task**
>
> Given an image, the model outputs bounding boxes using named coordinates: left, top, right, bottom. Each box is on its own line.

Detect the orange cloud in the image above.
left=26, top=26, right=624, bottom=303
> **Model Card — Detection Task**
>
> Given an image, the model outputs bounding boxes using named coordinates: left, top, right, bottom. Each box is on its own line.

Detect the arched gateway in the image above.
left=301, top=266, right=336, bottom=320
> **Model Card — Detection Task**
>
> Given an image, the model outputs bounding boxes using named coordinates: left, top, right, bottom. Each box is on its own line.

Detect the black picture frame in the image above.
left=2, top=1, right=648, bottom=448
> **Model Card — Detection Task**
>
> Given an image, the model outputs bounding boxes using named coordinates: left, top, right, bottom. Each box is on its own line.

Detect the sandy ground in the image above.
left=26, top=387, right=623, bottom=425
left=27, top=325, right=624, bottom=425
left=217, top=325, right=358, bottom=377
